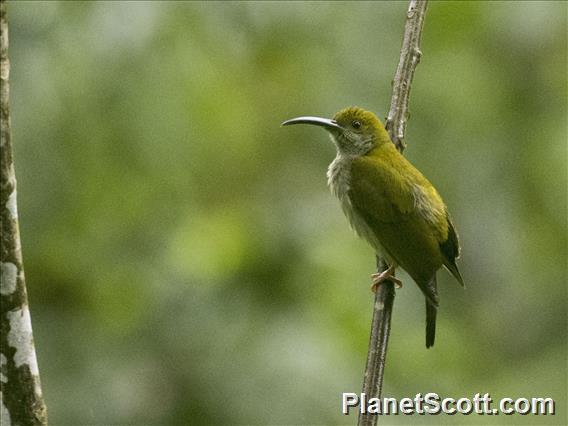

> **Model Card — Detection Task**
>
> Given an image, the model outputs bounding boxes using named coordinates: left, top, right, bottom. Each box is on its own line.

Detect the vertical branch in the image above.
left=358, top=1, right=428, bottom=425
left=0, top=1, right=48, bottom=424
left=385, top=0, right=428, bottom=154
left=358, top=257, right=395, bottom=424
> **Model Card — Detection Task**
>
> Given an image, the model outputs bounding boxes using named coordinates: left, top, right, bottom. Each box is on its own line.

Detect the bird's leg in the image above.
left=371, top=264, right=402, bottom=292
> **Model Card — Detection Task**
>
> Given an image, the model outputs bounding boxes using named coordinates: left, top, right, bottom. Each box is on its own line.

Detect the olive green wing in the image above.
left=414, top=181, right=464, bottom=287
left=348, top=155, right=416, bottom=224
left=349, top=155, right=440, bottom=307
left=350, top=154, right=463, bottom=288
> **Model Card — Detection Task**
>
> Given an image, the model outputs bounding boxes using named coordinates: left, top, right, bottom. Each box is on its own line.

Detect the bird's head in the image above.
left=282, top=106, right=391, bottom=156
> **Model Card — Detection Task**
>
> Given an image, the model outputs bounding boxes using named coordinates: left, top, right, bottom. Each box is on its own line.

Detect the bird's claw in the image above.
left=370, top=271, right=403, bottom=292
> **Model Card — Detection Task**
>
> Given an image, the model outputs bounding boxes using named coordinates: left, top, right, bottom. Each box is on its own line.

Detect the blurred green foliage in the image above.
left=7, top=1, right=567, bottom=424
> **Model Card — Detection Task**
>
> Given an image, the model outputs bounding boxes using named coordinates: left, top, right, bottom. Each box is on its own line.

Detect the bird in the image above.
left=282, top=106, right=464, bottom=348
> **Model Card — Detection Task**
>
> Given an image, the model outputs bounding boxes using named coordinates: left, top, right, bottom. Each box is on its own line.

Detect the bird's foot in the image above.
left=370, top=268, right=402, bottom=292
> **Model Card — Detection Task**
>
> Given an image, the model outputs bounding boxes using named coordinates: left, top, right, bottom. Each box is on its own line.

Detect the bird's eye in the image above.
left=352, top=120, right=362, bottom=129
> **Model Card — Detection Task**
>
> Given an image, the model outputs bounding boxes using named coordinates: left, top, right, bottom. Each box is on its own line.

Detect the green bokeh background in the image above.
left=8, top=1, right=567, bottom=424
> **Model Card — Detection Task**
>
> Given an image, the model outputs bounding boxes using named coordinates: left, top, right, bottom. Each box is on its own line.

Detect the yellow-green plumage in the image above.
left=283, top=106, right=464, bottom=348
left=349, top=144, right=461, bottom=299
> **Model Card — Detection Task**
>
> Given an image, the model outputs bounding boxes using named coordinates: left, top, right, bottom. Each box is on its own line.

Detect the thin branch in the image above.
left=358, top=1, right=428, bottom=425
left=1, top=0, right=48, bottom=424
left=385, top=0, right=428, bottom=154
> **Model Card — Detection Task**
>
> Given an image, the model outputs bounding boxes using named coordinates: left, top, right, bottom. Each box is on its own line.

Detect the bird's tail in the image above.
left=425, top=275, right=438, bottom=349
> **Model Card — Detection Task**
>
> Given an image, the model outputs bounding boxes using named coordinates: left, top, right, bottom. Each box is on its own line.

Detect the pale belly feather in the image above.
left=327, top=154, right=393, bottom=264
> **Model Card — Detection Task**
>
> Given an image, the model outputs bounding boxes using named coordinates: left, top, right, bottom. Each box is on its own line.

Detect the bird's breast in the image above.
left=327, top=155, right=386, bottom=256
left=327, top=154, right=352, bottom=200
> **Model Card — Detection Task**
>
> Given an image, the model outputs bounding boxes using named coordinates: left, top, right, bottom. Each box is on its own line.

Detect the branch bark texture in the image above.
left=358, top=1, right=428, bottom=425
left=385, top=0, right=428, bottom=154
left=1, top=1, right=48, bottom=424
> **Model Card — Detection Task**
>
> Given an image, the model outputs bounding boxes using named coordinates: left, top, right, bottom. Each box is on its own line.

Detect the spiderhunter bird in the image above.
left=282, top=106, right=464, bottom=348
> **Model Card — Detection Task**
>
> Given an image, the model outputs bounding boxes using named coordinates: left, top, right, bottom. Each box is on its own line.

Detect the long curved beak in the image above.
left=281, top=116, right=344, bottom=132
